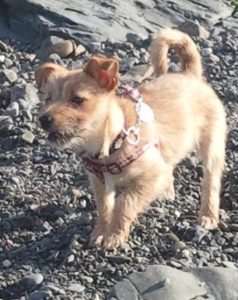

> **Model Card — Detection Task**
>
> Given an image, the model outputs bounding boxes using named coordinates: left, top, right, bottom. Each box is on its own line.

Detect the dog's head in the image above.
left=35, top=56, right=119, bottom=153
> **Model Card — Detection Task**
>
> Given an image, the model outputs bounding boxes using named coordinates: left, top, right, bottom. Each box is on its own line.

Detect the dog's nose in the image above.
left=39, top=114, right=53, bottom=130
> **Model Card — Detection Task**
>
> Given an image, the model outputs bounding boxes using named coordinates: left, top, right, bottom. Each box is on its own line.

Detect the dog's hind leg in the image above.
left=198, top=108, right=226, bottom=230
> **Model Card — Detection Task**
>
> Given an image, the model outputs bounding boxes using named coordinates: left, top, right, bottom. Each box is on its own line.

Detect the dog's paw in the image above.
left=199, top=215, right=218, bottom=230
left=102, top=232, right=127, bottom=250
left=90, top=224, right=104, bottom=246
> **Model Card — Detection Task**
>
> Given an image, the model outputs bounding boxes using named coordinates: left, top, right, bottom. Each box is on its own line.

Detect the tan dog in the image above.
left=35, top=29, right=226, bottom=250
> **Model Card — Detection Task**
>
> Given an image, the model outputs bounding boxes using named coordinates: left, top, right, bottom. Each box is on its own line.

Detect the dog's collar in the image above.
left=82, top=85, right=157, bottom=184
left=83, top=141, right=158, bottom=184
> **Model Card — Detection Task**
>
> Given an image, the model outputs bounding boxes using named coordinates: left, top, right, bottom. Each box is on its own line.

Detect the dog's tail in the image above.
left=150, top=28, right=203, bottom=78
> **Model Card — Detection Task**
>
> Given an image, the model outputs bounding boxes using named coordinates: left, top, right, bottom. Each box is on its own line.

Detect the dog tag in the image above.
left=137, top=103, right=155, bottom=123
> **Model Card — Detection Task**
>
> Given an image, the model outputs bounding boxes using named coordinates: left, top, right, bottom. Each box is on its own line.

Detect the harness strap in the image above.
left=82, top=85, right=158, bottom=184
left=83, top=141, right=157, bottom=184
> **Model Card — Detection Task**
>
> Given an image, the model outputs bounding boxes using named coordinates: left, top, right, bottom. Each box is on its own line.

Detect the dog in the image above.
left=35, top=28, right=226, bottom=250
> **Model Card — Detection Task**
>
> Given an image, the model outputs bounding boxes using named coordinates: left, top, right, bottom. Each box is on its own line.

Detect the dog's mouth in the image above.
left=46, top=130, right=86, bottom=152
left=47, top=131, right=72, bottom=146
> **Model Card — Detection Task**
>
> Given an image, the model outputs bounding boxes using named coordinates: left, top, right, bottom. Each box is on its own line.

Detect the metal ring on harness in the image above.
left=123, top=126, right=140, bottom=145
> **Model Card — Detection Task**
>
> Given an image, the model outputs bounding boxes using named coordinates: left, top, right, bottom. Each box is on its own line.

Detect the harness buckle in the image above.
left=123, top=126, right=140, bottom=145
left=107, top=163, right=122, bottom=175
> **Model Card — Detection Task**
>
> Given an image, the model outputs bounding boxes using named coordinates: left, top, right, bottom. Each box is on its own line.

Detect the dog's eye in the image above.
left=70, top=96, right=85, bottom=106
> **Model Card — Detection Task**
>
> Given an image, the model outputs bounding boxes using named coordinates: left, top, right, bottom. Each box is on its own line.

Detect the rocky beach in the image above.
left=0, top=0, right=238, bottom=299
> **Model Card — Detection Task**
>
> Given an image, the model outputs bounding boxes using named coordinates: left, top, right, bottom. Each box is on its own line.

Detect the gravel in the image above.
left=0, top=12, right=237, bottom=300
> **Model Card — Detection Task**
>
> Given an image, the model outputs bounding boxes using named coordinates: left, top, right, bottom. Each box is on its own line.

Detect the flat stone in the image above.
left=4, top=58, right=13, bottom=68
left=40, top=39, right=75, bottom=59
left=6, top=101, right=20, bottom=118
left=29, top=289, right=52, bottom=300
left=1, top=0, right=232, bottom=44
left=1, top=69, right=17, bottom=83
left=121, top=64, right=154, bottom=83
left=67, top=283, right=85, bottom=293
left=111, top=278, right=138, bottom=300
left=112, top=265, right=238, bottom=300
left=178, top=21, right=210, bottom=39
left=24, top=273, right=44, bottom=288
left=75, top=44, right=86, bottom=56
left=21, top=130, right=35, bottom=144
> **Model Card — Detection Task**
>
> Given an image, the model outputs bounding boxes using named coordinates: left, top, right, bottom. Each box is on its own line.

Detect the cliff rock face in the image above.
left=2, top=0, right=233, bottom=44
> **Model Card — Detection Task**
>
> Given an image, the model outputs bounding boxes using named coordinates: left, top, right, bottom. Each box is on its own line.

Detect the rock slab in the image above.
left=111, top=265, right=238, bottom=300
left=2, top=0, right=232, bottom=44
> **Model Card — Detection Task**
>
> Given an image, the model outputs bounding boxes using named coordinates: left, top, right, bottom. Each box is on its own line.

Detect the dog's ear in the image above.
left=84, top=56, right=119, bottom=91
left=35, top=63, right=67, bottom=89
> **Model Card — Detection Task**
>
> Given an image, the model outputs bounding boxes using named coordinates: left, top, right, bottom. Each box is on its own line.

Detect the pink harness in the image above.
left=82, top=85, right=158, bottom=184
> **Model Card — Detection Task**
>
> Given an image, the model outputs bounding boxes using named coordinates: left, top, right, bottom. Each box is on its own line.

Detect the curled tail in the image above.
left=150, top=28, right=203, bottom=78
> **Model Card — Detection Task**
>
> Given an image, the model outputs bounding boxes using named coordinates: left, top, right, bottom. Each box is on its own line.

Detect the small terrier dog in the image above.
left=36, top=29, right=226, bottom=250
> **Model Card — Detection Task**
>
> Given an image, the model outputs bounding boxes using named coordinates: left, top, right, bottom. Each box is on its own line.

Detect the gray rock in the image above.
left=0, top=54, right=5, bottom=63
left=67, top=283, right=85, bottom=293
left=178, top=20, right=210, bottom=39
left=18, top=98, right=29, bottom=110
left=112, top=265, right=238, bottom=300
left=29, top=289, right=52, bottom=300
left=21, top=130, right=35, bottom=144
left=1, top=69, right=17, bottom=83
left=39, top=38, right=75, bottom=59
left=46, top=284, right=66, bottom=295
left=6, top=101, right=20, bottom=118
left=1, top=0, right=232, bottom=44
left=24, top=273, right=44, bottom=288
left=2, top=259, right=12, bottom=267
left=11, top=84, right=39, bottom=108
left=75, top=44, right=86, bottom=56
left=121, top=64, right=153, bottom=83
left=126, top=33, right=147, bottom=48
left=4, top=58, right=13, bottom=68
left=46, top=53, right=64, bottom=65
left=0, top=40, right=8, bottom=51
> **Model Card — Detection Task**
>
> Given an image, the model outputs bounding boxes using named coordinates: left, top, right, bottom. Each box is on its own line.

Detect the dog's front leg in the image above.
left=89, top=174, right=115, bottom=246
left=102, top=179, right=158, bottom=250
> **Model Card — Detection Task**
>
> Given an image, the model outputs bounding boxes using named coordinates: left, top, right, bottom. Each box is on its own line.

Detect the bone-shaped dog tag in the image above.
left=137, top=102, right=155, bottom=123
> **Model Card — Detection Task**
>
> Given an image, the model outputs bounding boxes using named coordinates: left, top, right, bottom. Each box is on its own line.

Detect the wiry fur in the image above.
left=151, top=28, right=203, bottom=78
left=36, top=28, right=226, bottom=250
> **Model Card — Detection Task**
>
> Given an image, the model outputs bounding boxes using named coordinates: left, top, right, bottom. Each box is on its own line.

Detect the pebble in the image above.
left=0, top=54, right=5, bottom=63
left=81, top=276, right=94, bottom=284
left=46, top=284, right=66, bottom=295
left=229, top=224, right=238, bottom=232
left=21, top=130, right=35, bottom=144
left=178, top=20, right=210, bottom=39
left=107, top=255, right=132, bottom=264
left=47, top=53, right=64, bottom=65
left=2, top=259, right=12, bottom=267
left=174, top=241, right=186, bottom=250
left=29, top=289, right=52, bottom=300
left=6, top=101, right=20, bottom=118
left=75, top=44, right=86, bottom=56
left=67, top=283, right=85, bottom=293
left=67, top=254, right=75, bottom=263
left=1, top=69, right=17, bottom=83
left=49, top=40, right=75, bottom=58
left=4, top=58, right=13, bottom=68
left=24, top=273, right=44, bottom=288
left=0, top=40, right=8, bottom=51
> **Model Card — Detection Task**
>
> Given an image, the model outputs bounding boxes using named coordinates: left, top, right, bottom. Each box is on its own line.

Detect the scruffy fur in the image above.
left=36, top=28, right=226, bottom=250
